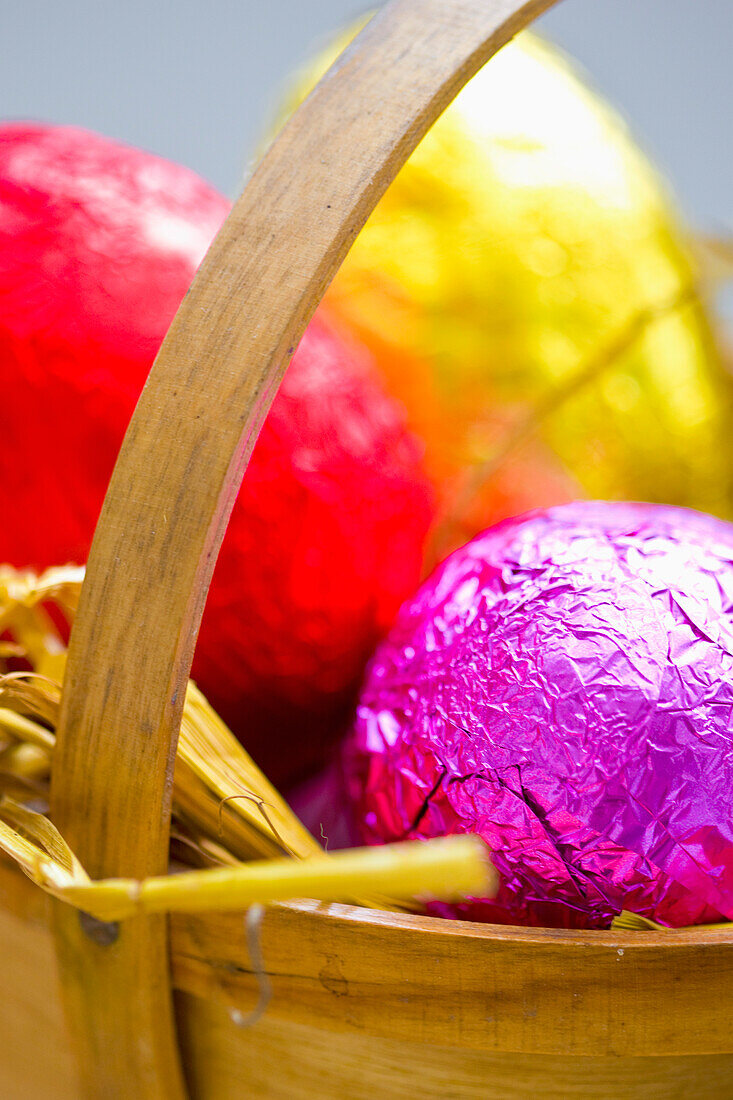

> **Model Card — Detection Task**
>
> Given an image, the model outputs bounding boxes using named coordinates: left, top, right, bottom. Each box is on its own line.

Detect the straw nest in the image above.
left=0, top=565, right=493, bottom=921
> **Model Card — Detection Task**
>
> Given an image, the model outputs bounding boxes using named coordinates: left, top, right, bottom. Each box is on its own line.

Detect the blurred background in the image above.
left=3, top=1, right=731, bottom=236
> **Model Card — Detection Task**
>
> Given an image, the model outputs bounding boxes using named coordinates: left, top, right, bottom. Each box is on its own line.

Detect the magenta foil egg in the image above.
left=344, top=502, right=733, bottom=929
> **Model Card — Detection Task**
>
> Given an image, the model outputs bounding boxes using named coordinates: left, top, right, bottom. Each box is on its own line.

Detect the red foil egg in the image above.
left=344, top=502, right=733, bottom=928
left=0, top=123, right=434, bottom=785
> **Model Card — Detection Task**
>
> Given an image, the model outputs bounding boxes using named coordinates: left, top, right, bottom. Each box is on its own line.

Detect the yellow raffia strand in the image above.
left=0, top=566, right=495, bottom=917
left=0, top=564, right=82, bottom=680
left=612, top=910, right=731, bottom=933
left=176, top=682, right=321, bottom=862
left=0, top=704, right=56, bottom=752
left=0, top=794, right=491, bottom=921
left=0, top=568, right=324, bottom=865
left=0, top=797, right=90, bottom=900
left=0, top=668, right=322, bottom=869
left=0, top=813, right=491, bottom=923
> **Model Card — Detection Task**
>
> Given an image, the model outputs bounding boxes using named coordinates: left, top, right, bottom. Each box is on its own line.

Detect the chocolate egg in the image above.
left=281, top=31, right=733, bottom=540
left=344, top=502, right=733, bottom=928
left=0, top=123, right=434, bottom=786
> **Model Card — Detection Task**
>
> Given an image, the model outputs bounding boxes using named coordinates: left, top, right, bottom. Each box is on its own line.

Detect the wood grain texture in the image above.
left=176, top=997, right=733, bottom=1100
left=0, top=879, right=80, bottom=1099
left=2, top=857, right=732, bottom=1097
left=170, top=900, right=733, bottom=1059
left=49, top=1, right=557, bottom=1095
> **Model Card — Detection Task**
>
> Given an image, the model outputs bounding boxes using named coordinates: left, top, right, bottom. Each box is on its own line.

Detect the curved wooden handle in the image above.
left=49, top=1, right=557, bottom=1095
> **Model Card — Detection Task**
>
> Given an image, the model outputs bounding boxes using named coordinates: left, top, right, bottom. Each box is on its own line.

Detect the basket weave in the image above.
left=2, top=1, right=732, bottom=1097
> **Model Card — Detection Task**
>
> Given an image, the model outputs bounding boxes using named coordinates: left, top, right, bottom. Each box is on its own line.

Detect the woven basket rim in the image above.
left=280, top=897, right=733, bottom=947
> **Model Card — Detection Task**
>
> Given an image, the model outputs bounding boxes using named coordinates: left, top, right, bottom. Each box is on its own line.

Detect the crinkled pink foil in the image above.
left=343, top=502, right=733, bottom=929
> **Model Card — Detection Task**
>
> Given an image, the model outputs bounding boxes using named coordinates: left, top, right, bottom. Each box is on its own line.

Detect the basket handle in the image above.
left=49, top=1, right=557, bottom=1095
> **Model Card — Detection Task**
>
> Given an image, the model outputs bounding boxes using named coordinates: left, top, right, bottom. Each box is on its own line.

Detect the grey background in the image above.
left=2, top=1, right=731, bottom=233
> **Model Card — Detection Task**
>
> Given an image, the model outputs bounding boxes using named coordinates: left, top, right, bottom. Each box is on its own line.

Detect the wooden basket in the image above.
left=2, top=1, right=732, bottom=1097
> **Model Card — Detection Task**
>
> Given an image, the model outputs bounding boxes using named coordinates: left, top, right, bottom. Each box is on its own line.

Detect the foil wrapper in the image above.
left=282, top=31, right=733, bottom=536
left=344, top=502, right=733, bottom=928
left=0, top=124, right=434, bottom=789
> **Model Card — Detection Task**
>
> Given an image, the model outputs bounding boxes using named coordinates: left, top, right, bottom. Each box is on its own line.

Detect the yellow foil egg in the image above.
left=279, top=27, right=733, bottom=546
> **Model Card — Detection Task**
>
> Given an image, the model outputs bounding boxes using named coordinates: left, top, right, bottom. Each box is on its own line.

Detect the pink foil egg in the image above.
left=344, top=502, right=733, bottom=928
